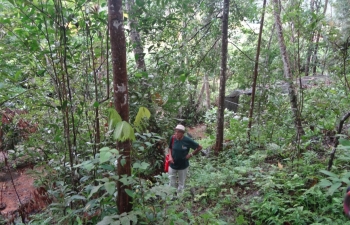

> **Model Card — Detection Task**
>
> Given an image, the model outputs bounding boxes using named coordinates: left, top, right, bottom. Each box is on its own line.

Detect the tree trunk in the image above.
left=108, top=0, right=132, bottom=213
left=273, top=0, right=304, bottom=138
left=304, top=0, right=316, bottom=77
left=214, top=0, right=229, bottom=156
left=312, top=0, right=328, bottom=75
left=125, top=0, right=146, bottom=71
left=247, top=0, right=266, bottom=142
left=204, top=74, right=210, bottom=109
left=196, top=81, right=205, bottom=112
left=328, top=111, right=350, bottom=171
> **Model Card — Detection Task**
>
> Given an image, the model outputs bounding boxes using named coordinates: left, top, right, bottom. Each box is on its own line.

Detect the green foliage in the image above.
left=133, top=106, right=151, bottom=131
left=2, top=0, right=350, bottom=223
left=318, top=170, right=350, bottom=196
left=108, top=107, right=152, bottom=142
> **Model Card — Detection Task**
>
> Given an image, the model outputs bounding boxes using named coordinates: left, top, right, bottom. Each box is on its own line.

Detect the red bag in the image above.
left=164, top=154, right=170, bottom=172
left=164, top=136, right=175, bottom=172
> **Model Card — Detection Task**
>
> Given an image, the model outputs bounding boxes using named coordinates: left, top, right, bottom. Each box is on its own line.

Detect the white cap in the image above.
left=175, top=124, right=185, bottom=132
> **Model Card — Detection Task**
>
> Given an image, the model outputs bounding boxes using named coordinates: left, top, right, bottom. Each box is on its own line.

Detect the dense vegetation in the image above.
left=1, top=0, right=350, bottom=224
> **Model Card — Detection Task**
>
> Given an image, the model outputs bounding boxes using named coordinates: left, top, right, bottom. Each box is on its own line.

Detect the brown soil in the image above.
left=187, top=123, right=207, bottom=140
left=0, top=151, right=43, bottom=222
left=0, top=167, right=37, bottom=216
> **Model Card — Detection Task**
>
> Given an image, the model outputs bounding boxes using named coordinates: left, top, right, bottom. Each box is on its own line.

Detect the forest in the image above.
left=1, top=0, right=350, bottom=224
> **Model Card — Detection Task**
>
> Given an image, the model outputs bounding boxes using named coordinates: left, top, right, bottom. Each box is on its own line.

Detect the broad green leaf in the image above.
left=109, top=149, right=119, bottom=154
left=341, top=177, right=350, bottom=185
left=100, top=151, right=112, bottom=164
left=134, top=107, right=151, bottom=127
left=343, top=171, right=350, bottom=179
left=339, top=138, right=350, bottom=147
left=104, top=182, right=116, bottom=195
left=96, top=178, right=109, bottom=182
left=100, top=164, right=115, bottom=171
left=327, top=182, right=342, bottom=196
left=120, top=212, right=138, bottom=225
left=88, top=184, right=103, bottom=199
left=120, top=158, right=126, bottom=166
left=318, top=179, right=332, bottom=187
left=179, top=74, right=186, bottom=82
left=319, top=170, right=339, bottom=179
left=125, top=189, right=135, bottom=198
left=107, top=108, right=122, bottom=130
left=83, top=162, right=94, bottom=171
left=96, top=215, right=120, bottom=225
left=113, top=121, right=135, bottom=141
left=67, top=195, right=86, bottom=204
left=133, top=162, right=149, bottom=170
left=135, top=72, right=142, bottom=78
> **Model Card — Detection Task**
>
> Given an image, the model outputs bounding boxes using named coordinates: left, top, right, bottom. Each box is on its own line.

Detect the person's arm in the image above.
left=168, top=148, right=174, bottom=164
left=186, top=145, right=203, bottom=159
left=168, top=136, right=174, bottom=163
left=191, top=145, right=203, bottom=156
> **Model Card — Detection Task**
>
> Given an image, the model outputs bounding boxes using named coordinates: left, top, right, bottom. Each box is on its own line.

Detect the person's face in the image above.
left=174, top=129, right=184, bottom=139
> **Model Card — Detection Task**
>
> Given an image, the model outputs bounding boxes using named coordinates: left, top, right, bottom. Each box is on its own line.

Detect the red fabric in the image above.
left=164, top=154, right=170, bottom=172
left=164, top=136, right=175, bottom=172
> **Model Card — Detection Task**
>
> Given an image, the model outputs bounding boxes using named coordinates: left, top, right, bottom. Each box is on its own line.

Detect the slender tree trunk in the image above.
left=204, top=74, right=210, bottom=109
left=304, top=0, right=316, bottom=77
left=312, top=0, right=328, bottom=75
left=328, top=111, right=350, bottom=171
left=126, top=0, right=146, bottom=71
left=108, top=0, right=132, bottom=213
left=247, top=0, right=266, bottom=142
left=196, top=81, right=205, bottom=112
left=273, top=0, right=304, bottom=138
left=214, top=0, right=229, bottom=156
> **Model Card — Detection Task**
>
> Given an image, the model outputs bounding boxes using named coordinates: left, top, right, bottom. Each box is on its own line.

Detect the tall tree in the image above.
left=247, top=0, right=267, bottom=142
left=126, top=0, right=146, bottom=71
left=214, top=0, right=229, bottom=156
left=273, top=0, right=304, bottom=138
left=108, top=0, right=132, bottom=213
left=312, top=0, right=328, bottom=75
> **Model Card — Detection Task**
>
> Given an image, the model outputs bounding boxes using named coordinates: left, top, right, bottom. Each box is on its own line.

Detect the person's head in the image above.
left=174, top=124, right=185, bottom=139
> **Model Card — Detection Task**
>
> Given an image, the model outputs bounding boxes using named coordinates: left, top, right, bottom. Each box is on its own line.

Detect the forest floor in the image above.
left=0, top=151, right=38, bottom=221
left=0, top=123, right=208, bottom=222
left=187, top=123, right=207, bottom=139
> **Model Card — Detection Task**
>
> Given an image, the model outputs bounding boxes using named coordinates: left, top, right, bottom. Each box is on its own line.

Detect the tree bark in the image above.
left=214, top=0, right=229, bottom=156
left=125, top=0, right=146, bottom=71
left=196, top=81, right=205, bottom=112
left=304, top=0, right=316, bottom=77
left=247, top=0, right=266, bottom=142
left=312, top=0, right=328, bottom=75
left=204, top=74, right=210, bottom=110
left=108, top=0, right=132, bottom=213
left=273, top=0, right=304, bottom=138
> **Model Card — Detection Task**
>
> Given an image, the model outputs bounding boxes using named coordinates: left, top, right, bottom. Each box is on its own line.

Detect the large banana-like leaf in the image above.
left=134, top=106, right=151, bottom=127
left=107, top=108, right=122, bottom=131
left=113, top=121, right=136, bottom=141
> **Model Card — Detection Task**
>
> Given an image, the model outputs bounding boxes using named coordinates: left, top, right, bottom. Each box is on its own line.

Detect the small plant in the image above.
left=318, top=169, right=350, bottom=196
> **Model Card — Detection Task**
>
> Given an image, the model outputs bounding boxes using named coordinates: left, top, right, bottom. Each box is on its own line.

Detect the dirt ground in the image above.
left=0, top=168, right=36, bottom=215
left=187, top=123, right=207, bottom=139
left=0, top=151, right=37, bottom=221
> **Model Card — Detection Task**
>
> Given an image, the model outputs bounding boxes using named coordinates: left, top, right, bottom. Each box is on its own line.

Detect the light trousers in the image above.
left=168, top=167, right=189, bottom=192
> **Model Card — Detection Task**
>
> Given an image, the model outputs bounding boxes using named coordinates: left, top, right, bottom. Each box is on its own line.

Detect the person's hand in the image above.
left=186, top=153, right=193, bottom=159
left=169, top=156, right=174, bottom=164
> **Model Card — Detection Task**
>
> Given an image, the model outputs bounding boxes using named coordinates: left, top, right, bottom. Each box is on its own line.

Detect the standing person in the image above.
left=168, top=124, right=202, bottom=192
